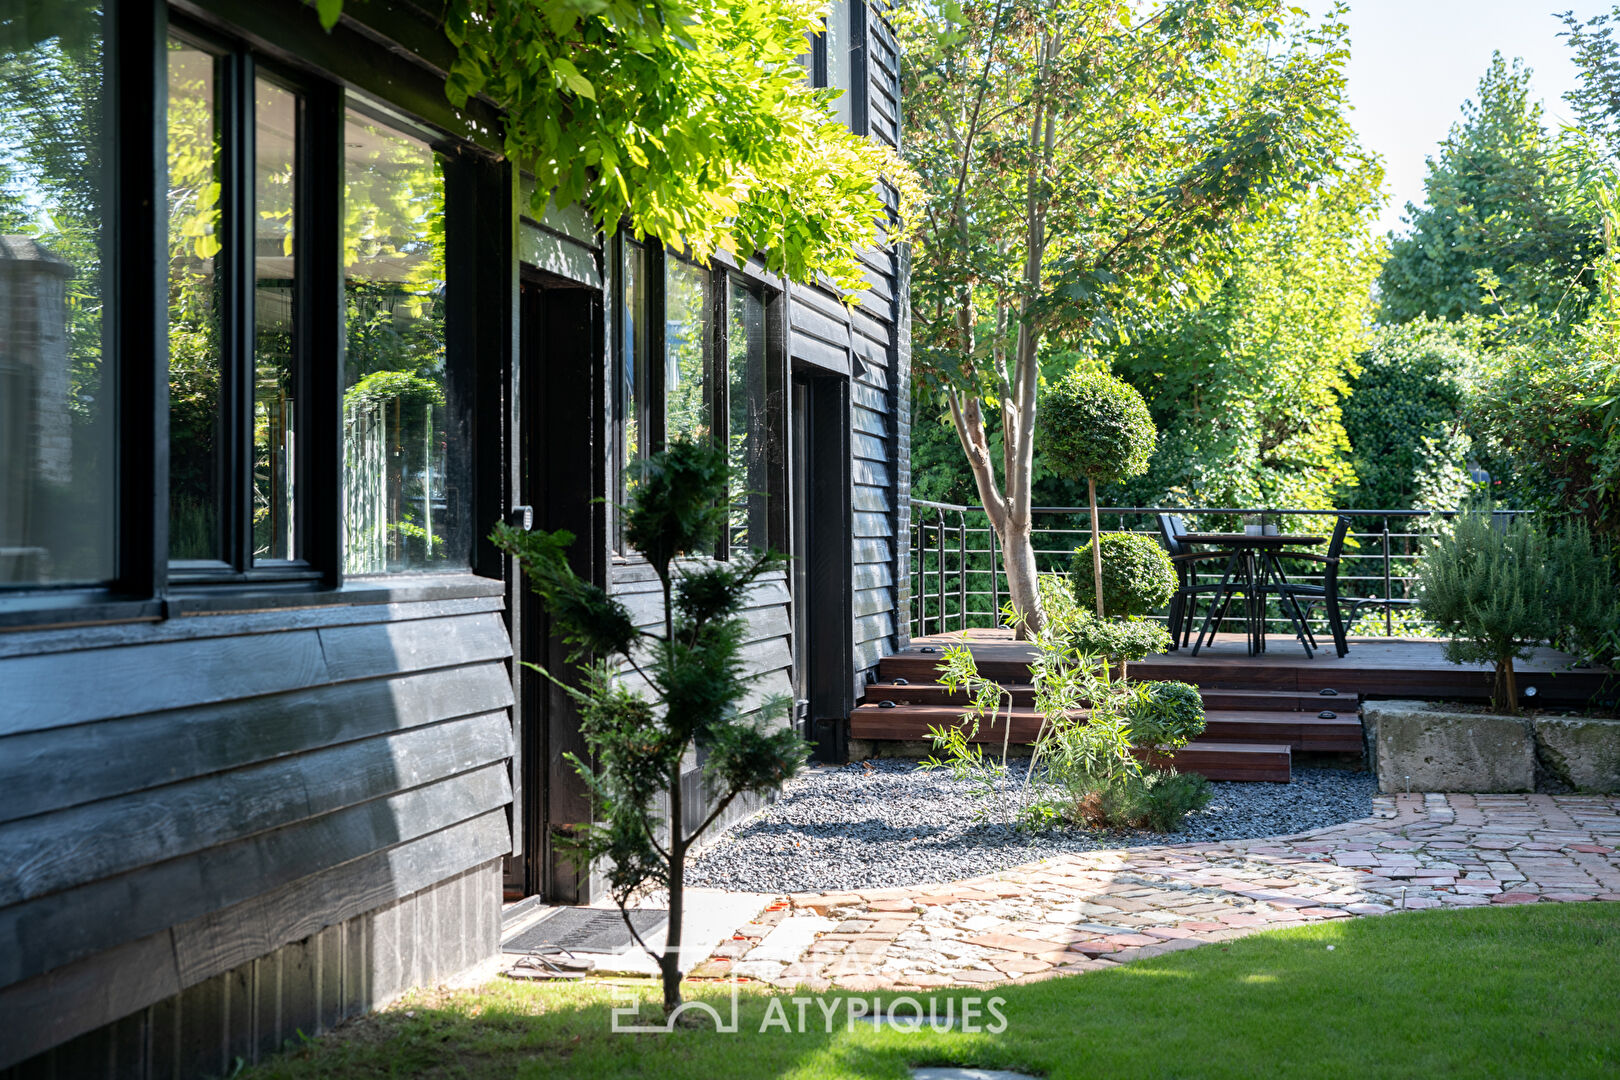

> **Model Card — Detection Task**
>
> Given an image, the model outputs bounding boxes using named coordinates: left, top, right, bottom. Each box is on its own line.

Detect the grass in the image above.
left=243, top=904, right=1620, bottom=1080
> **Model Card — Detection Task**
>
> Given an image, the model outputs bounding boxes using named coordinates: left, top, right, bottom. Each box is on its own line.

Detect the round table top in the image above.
left=1179, top=532, right=1326, bottom=548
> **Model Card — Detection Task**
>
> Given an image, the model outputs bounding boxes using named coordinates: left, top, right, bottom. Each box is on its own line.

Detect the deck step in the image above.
left=862, top=681, right=1357, bottom=714
left=849, top=704, right=1361, bottom=755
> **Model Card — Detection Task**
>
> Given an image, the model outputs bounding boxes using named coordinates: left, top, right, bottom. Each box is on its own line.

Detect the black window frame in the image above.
left=0, top=0, right=512, bottom=628
left=811, top=0, right=868, bottom=136
left=165, top=17, right=331, bottom=585
left=610, top=235, right=787, bottom=561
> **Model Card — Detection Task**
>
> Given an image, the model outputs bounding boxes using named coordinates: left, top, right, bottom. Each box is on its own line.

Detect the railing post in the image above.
left=936, top=512, right=947, bottom=637
left=988, top=522, right=999, bottom=621
left=1382, top=519, right=1394, bottom=637
left=957, top=509, right=968, bottom=632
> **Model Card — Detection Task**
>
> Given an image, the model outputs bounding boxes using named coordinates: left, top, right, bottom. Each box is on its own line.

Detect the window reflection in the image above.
left=617, top=238, right=646, bottom=548
left=0, top=6, right=115, bottom=584
left=728, top=278, right=768, bottom=552
left=664, top=257, right=709, bottom=444
left=254, top=78, right=297, bottom=562
left=342, top=109, right=463, bottom=574
left=165, top=38, right=222, bottom=561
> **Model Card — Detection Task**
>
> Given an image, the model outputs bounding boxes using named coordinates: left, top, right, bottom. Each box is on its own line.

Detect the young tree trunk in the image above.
left=660, top=577, right=685, bottom=1017
left=1496, top=655, right=1519, bottom=715
left=1000, top=511, right=1041, bottom=638
left=661, top=782, right=685, bottom=1016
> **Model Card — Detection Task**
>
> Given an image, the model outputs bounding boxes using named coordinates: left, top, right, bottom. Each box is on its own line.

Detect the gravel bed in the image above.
left=686, top=760, right=1376, bottom=893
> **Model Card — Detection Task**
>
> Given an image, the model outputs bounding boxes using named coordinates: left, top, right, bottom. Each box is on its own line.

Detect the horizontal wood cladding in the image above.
left=1, top=662, right=514, bottom=825
left=0, top=859, right=503, bottom=1075
left=0, top=711, right=513, bottom=908
left=0, top=607, right=512, bottom=735
left=0, top=761, right=510, bottom=991
left=0, top=597, right=516, bottom=1072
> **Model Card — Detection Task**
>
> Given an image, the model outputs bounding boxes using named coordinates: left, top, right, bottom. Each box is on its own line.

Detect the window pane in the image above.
left=0, top=7, right=115, bottom=585
left=254, top=79, right=297, bottom=562
left=664, top=258, right=709, bottom=444
left=728, top=278, right=768, bottom=552
left=342, top=110, right=462, bottom=575
left=165, top=39, right=223, bottom=562
left=825, top=0, right=853, bottom=129
left=617, top=238, right=646, bottom=546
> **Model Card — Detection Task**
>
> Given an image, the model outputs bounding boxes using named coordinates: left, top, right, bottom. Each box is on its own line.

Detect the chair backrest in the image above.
left=1323, top=515, right=1353, bottom=586
left=1157, top=513, right=1186, bottom=558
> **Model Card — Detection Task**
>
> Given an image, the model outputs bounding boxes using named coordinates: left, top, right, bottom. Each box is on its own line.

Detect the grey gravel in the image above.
left=686, top=759, right=1375, bottom=893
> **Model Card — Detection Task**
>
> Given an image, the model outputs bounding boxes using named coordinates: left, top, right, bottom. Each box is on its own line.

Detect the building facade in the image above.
left=0, top=0, right=909, bottom=1073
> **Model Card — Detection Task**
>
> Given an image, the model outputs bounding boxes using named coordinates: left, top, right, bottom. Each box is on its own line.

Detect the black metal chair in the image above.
left=1270, top=515, right=1353, bottom=658
left=1158, top=513, right=1231, bottom=651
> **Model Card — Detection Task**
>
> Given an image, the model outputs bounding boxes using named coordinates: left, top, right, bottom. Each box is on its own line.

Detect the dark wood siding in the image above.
left=0, top=581, right=513, bottom=1069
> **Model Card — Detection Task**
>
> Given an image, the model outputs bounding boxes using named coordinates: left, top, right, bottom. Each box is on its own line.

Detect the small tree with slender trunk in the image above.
left=492, top=439, right=808, bottom=1018
left=902, top=0, right=1353, bottom=637
left=1042, top=369, right=1157, bottom=617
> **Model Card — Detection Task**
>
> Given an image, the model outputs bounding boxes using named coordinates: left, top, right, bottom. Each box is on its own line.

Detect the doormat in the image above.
left=502, top=908, right=668, bottom=955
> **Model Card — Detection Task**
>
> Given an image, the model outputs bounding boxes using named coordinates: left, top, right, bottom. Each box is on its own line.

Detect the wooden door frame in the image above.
left=791, top=367, right=855, bottom=760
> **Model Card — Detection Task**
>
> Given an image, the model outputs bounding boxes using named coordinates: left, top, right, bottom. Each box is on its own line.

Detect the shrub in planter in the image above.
left=1418, top=509, right=1551, bottom=713
left=1042, top=369, right=1157, bottom=616
left=1070, top=531, right=1176, bottom=618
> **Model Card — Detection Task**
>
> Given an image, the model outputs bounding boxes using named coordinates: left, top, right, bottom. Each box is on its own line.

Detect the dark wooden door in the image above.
left=506, top=273, right=604, bottom=901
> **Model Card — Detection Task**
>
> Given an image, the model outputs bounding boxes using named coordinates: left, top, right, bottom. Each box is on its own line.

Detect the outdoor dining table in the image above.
left=1180, top=532, right=1327, bottom=658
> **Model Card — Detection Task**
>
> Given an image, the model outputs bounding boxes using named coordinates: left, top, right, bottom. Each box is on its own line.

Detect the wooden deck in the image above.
left=898, top=629, right=1619, bottom=706
left=848, top=629, right=1618, bottom=784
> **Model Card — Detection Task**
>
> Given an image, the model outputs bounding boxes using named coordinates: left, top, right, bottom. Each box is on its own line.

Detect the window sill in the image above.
left=0, top=573, right=505, bottom=634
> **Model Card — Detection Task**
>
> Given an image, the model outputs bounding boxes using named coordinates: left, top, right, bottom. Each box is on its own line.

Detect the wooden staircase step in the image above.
left=1151, top=741, right=1292, bottom=783
left=849, top=703, right=1361, bottom=755
left=862, top=681, right=1357, bottom=714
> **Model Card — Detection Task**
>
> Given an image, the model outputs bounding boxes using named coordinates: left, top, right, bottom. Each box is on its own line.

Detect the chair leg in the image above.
left=1327, top=596, right=1348, bottom=657
left=1167, top=592, right=1183, bottom=651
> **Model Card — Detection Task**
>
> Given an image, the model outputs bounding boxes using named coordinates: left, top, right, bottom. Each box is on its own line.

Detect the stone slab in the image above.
left=1365, top=701, right=1535, bottom=793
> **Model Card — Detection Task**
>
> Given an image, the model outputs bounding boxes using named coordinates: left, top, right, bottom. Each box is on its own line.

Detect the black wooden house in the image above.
left=0, top=0, right=910, bottom=1073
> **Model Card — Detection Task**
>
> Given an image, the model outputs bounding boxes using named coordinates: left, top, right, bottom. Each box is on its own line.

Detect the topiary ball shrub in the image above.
left=1126, top=679, right=1206, bottom=751
left=1070, top=532, right=1176, bottom=617
left=1041, top=369, right=1157, bottom=484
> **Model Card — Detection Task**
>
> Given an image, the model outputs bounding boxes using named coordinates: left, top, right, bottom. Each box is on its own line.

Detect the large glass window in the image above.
left=254, top=79, right=298, bottom=561
left=727, top=278, right=768, bottom=552
left=342, top=108, right=463, bottom=575
left=165, top=38, right=222, bottom=561
left=664, top=256, right=710, bottom=444
left=615, top=242, right=777, bottom=559
left=0, top=5, right=115, bottom=585
left=824, top=0, right=855, bottom=131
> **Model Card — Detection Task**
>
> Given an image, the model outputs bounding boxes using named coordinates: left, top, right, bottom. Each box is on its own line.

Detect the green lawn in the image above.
left=244, top=904, right=1620, bottom=1080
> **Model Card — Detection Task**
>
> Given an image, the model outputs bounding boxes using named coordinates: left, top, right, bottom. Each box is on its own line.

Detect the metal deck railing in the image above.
left=908, top=502, right=1527, bottom=640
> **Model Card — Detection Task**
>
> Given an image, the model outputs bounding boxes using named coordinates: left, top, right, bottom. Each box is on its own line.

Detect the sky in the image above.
left=1299, top=0, right=1613, bottom=236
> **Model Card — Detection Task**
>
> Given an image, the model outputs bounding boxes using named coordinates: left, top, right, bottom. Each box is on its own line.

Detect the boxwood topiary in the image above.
left=1125, top=679, right=1207, bottom=751
left=1070, top=532, right=1176, bottom=618
left=1041, top=369, right=1157, bottom=484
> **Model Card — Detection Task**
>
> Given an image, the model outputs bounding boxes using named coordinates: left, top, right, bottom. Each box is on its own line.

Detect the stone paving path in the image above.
left=688, top=793, right=1620, bottom=991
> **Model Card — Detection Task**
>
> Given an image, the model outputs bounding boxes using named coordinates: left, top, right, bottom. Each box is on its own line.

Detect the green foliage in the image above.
left=306, top=0, right=911, bottom=296
left=1068, top=768, right=1214, bottom=833
left=901, top=0, right=1354, bottom=631
left=1378, top=54, right=1601, bottom=327
left=1042, top=370, right=1157, bottom=486
left=491, top=439, right=808, bottom=1013
left=928, top=572, right=1203, bottom=834
left=342, top=370, right=446, bottom=411
left=1341, top=321, right=1482, bottom=511
left=1415, top=508, right=1619, bottom=710
left=1069, top=532, right=1176, bottom=619
left=1107, top=161, right=1382, bottom=510
left=1470, top=333, right=1620, bottom=544
left=1125, top=681, right=1207, bottom=754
